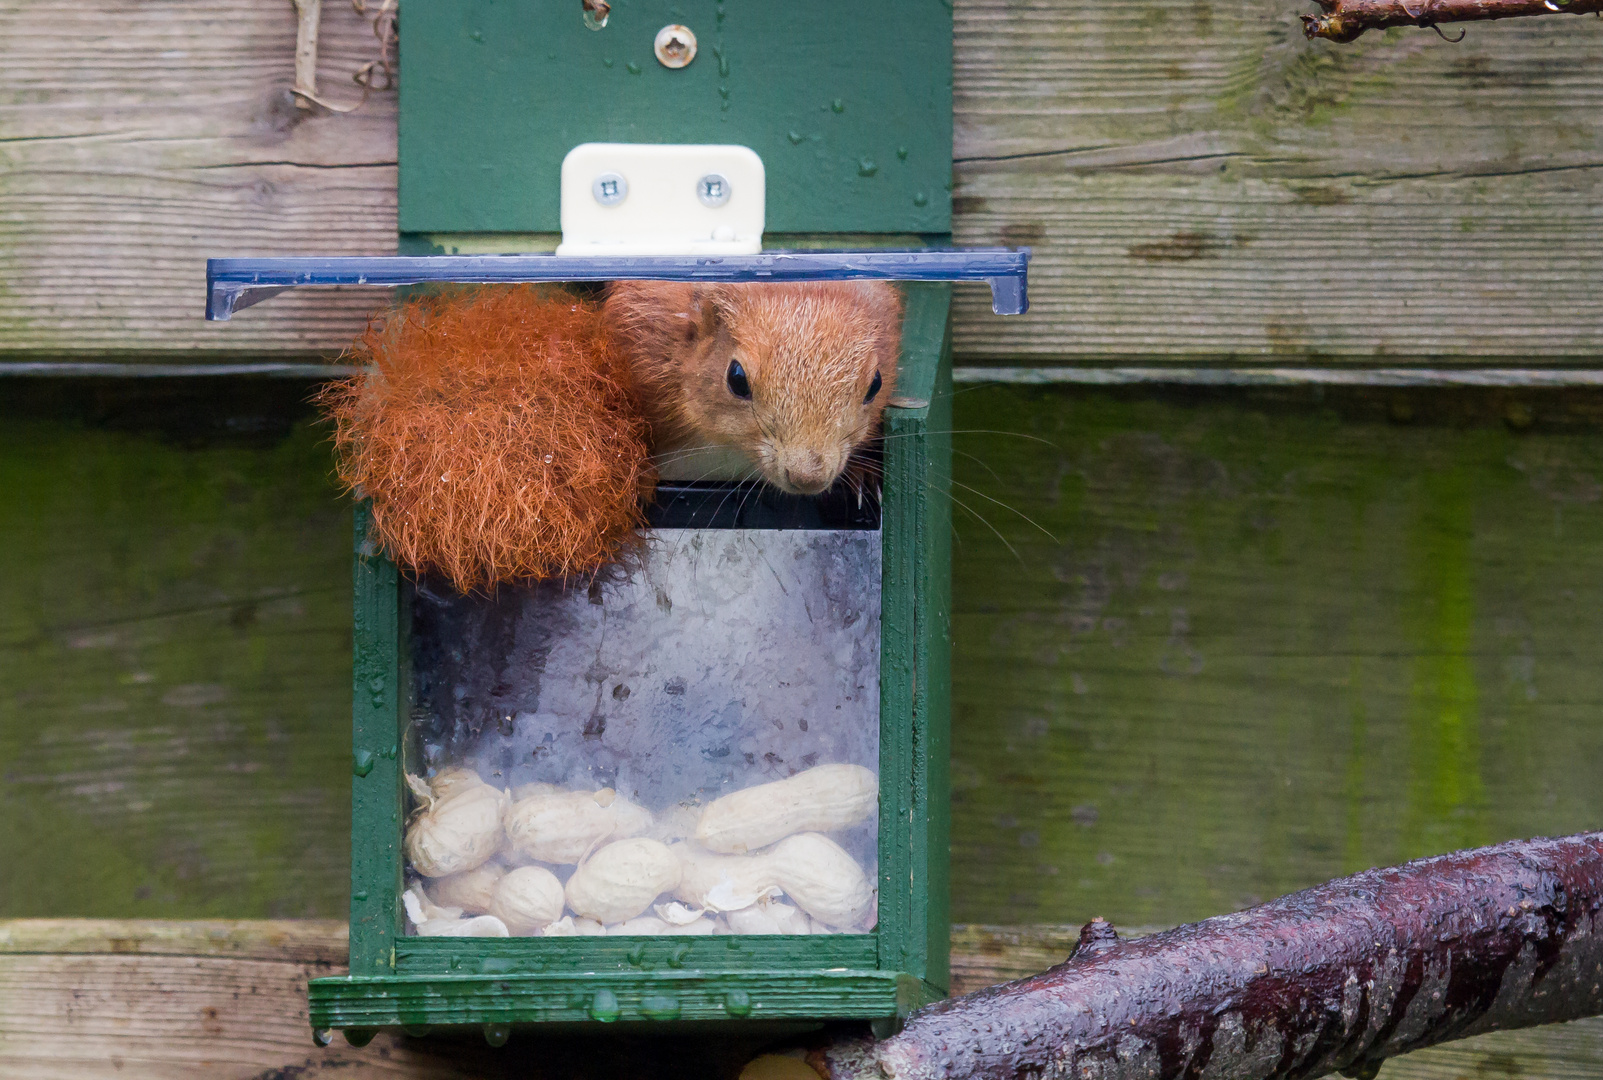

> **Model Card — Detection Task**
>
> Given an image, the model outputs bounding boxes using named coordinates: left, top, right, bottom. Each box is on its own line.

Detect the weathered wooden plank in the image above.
left=0, top=918, right=346, bottom=964
left=5, top=1, right=1603, bottom=362
left=0, top=952, right=482, bottom=1080
left=8, top=381, right=1603, bottom=936
left=947, top=383, right=1603, bottom=930
left=950, top=0, right=1603, bottom=361
left=0, top=0, right=395, bottom=357
left=0, top=919, right=1597, bottom=1079
left=950, top=168, right=1603, bottom=362
left=0, top=385, right=353, bottom=917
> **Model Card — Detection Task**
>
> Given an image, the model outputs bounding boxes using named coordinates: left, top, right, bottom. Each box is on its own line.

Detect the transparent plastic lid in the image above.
left=399, top=527, right=881, bottom=939
left=204, top=249, right=1029, bottom=320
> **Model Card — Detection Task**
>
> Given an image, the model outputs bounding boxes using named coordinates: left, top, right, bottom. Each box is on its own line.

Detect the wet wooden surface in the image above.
left=948, top=2, right=1603, bottom=363
left=1, top=919, right=1599, bottom=1080
left=6, top=379, right=1603, bottom=926
left=0, top=380, right=353, bottom=918
left=1, top=380, right=1601, bottom=1077
left=3, top=1, right=1602, bottom=362
left=0, top=0, right=397, bottom=358
left=947, top=383, right=1603, bottom=929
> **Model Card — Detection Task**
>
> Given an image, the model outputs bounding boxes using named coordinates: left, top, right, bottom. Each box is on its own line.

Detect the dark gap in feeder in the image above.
left=646, top=480, right=881, bottom=530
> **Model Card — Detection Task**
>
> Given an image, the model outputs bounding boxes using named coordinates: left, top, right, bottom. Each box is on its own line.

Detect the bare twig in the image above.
left=1303, top=0, right=1603, bottom=42
left=806, top=832, right=1603, bottom=1080
left=289, top=0, right=397, bottom=113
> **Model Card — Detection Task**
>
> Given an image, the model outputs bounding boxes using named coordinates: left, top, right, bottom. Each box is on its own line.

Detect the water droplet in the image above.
left=402, top=1023, right=432, bottom=1037
left=469, top=30, right=483, bottom=42
left=913, top=192, right=929, bottom=207
left=897, top=146, right=909, bottom=160
left=787, top=131, right=804, bottom=145
left=603, top=57, right=614, bottom=68
left=352, top=890, right=368, bottom=902
left=312, top=1028, right=333, bottom=1047
left=583, top=6, right=608, bottom=30
left=724, top=989, right=753, bottom=1017
left=343, top=1028, right=377, bottom=1048
left=589, top=988, right=622, bottom=1022
left=483, top=1023, right=511, bottom=1047
left=626, top=61, right=641, bottom=75
left=352, top=749, right=374, bottom=777
left=858, top=158, right=878, bottom=177
left=641, top=994, right=682, bottom=1020
left=831, top=98, right=845, bottom=113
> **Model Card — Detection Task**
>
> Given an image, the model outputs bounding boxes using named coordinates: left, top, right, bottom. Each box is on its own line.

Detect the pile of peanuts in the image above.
left=401, top=762, right=878, bottom=937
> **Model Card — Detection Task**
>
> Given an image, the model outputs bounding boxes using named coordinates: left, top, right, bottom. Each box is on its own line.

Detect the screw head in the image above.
left=592, top=172, right=628, bottom=206
left=654, top=24, right=697, bottom=68
left=696, top=173, right=731, bottom=207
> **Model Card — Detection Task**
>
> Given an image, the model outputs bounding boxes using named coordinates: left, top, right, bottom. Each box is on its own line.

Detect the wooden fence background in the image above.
left=2, top=2, right=1602, bottom=1077
left=3, top=0, right=1601, bottom=363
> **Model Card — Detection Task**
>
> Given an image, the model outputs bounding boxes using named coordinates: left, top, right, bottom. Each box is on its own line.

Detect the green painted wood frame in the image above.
left=308, top=283, right=954, bottom=1033
left=397, top=1, right=953, bottom=236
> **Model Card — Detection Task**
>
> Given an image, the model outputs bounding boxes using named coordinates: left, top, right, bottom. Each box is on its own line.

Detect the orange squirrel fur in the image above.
left=604, top=281, right=902, bottom=495
left=318, top=286, right=651, bottom=594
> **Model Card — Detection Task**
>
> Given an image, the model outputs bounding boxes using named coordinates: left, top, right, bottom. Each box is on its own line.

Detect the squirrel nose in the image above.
left=779, top=450, right=833, bottom=495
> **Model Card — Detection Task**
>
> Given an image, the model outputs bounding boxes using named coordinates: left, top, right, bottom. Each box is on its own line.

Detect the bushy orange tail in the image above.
left=317, top=286, right=651, bottom=593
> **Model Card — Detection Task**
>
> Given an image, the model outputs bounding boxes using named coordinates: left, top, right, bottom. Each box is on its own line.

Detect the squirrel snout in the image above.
left=774, top=448, right=837, bottom=496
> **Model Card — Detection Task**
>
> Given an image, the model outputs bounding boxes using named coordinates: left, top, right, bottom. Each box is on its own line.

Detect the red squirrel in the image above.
left=603, top=281, right=904, bottom=496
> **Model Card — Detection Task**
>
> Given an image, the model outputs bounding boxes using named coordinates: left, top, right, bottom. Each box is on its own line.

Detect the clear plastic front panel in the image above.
left=400, top=528, right=881, bottom=937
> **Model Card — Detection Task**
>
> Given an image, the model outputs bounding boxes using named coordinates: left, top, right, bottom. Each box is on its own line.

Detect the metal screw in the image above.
left=592, top=172, right=627, bottom=206
left=696, top=173, right=731, bottom=207
left=654, top=24, right=697, bottom=68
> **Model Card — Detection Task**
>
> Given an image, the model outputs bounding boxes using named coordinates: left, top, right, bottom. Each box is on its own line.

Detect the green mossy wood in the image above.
left=6, top=387, right=1603, bottom=935
left=8, top=383, right=1603, bottom=1072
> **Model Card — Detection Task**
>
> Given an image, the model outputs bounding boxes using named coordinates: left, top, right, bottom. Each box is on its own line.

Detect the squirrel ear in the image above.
left=687, top=285, right=731, bottom=340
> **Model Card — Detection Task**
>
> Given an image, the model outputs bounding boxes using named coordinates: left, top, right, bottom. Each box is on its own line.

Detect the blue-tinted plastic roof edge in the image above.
left=204, top=249, right=1030, bottom=321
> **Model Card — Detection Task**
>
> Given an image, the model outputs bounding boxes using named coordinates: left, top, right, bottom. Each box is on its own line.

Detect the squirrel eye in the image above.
left=864, top=370, right=883, bottom=404
left=726, top=359, right=752, bottom=400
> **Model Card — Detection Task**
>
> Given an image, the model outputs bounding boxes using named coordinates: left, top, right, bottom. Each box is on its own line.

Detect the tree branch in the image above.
left=1302, top=0, right=1603, bottom=43
left=806, top=832, right=1603, bottom=1080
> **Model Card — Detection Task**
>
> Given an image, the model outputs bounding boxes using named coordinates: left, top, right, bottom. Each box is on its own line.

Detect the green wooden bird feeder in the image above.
left=202, top=0, right=1027, bottom=1043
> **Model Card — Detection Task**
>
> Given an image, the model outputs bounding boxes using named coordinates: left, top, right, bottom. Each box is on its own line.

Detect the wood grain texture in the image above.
left=950, top=0, right=1603, bottom=362
left=947, top=384, right=1603, bottom=928
left=0, top=0, right=396, bottom=357
left=0, top=395, right=354, bottom=918
left=5, top=1, right=1603, bottom=362
left=0, top=919, right=1598, bottom=1080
